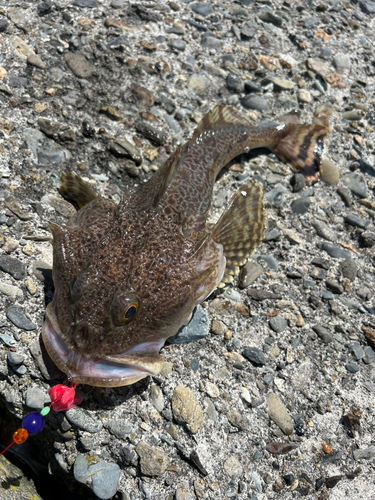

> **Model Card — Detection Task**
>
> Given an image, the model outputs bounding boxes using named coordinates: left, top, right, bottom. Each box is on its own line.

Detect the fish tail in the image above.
left=272, top=104, right=332, bottom=182
left=59, top=173, right=97, bottom=209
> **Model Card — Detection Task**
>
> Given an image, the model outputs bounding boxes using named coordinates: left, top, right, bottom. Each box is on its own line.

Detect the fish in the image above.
left=42, top=104, right=331, bottom=387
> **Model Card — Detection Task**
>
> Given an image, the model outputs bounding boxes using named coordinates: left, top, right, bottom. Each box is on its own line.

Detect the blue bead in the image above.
left=22, top=412, right=45, bottom=435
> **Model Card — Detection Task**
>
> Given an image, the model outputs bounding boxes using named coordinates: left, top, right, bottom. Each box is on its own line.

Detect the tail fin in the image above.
left=59, top=173, right=97, bottom=210
left=273, top=104, right=332, bottom=182
left=211, top=181, right=264, bottom=284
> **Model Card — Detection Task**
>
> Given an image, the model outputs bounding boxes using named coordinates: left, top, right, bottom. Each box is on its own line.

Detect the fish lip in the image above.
left=42, top=310, right=164, bottom=388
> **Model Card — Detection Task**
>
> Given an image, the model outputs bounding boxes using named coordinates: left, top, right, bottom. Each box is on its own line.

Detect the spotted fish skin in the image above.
left=42, top=105, right=331, bottom=387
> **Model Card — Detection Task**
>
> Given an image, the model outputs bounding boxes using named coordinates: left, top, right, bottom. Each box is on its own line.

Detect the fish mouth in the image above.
left=42, top=305, right=165, bottom=388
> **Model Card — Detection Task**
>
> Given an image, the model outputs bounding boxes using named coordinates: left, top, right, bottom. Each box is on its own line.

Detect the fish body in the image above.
left=42, top=105, right=331, bottom=387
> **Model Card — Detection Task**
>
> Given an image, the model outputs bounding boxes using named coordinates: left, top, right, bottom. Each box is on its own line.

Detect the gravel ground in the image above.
left=0, top=0, right=375, bottom=499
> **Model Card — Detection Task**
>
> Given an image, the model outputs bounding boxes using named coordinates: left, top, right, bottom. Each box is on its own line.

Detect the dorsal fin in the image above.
left=153, top=144, right=186, bottom=205
left=190, top=105, right=251, bottom=144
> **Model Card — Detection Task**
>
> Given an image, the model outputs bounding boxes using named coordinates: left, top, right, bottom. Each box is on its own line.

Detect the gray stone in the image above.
left=339, top=259, right=357, bottom=281
left=359, top=0, right=375, bottom=15
left=190, top=3, right=213, bottom=16
left=325, top=280, right=344, bottom=294
left=0, top=334, right=18, bottom=348
left=350, top=343, right=365, bottom=360
left=201, top=35, right=221, bottom=49
left=105, top=420, right=132, bottom=440
left=291, top=174, right=306, bottom=193
left=6, top=307, right=37, bottom=331
left=226, top=73, right=244, bottom=92
left=66, top=407, right=103, bottom=433
left=0, top=256, right=26, bottom=280
left=73, top=0, right=97, bottom=8
left=0, top=282, right=22, bottom=299
left=167, top=305, right=209, bottom=344
left=265, top=185, right=287, bottom=208
left=291, top=198, right=310, bottom=214
left=258, top=10, right=283, bottom=26
left=312, top=325, right=332, bottom=343
left=238, top=261, right=264, bottom=288
left=241, top=95, right=269, bottom=111
left=363, top=346, right=375, bottom=364
left=7, top=350, right=25, bottom=365
left=32, top=260, right=53, bottom=285
left=227, top=409, right=249, bottom=431
left=74, top=455, right=120, bottom=500
left=23, top=129, right=70, bottom=167
left=25, top=386, right=48, bottom=410
left=353, top=446, right=375, bottom=460
left=135, top=442, right=170, bottom=476
left=344, top=214, right=367, bottom=228
left=242, top=346, right=266, bottom=366
left=64, top=52, right=95, bottom=78
left=345, top=362, right=359, bottom=373
left=361, top=231, right=375, bottom=248
left=312, top=220, right=336, bottom=242
left=168, top=39, right=186, bottom=51
left=292, top=360, right=314, bottom=391
left=303, top=15, right=318, bottom=28
left=342, top=173, right=368, bottom=198
left=318, top=242, right=350, bottom=259
left=333, top=53, right=351, bottom=74
left=150, top=385, right=165, bottom=412
left=268, top=393, right=294, bottom=435
left=111, top=137, right=142, bottom=164
left=223, top=455, right=243, bottom=477
left=269, top=315, right=288, bottom=333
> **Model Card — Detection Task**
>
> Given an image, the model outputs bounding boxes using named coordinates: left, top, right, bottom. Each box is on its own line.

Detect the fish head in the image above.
left=42, top=209, right=225, bottom=387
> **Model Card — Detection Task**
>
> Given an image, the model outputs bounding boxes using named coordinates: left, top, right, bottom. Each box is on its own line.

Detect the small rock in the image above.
left=325, top=475, right=343, bottom=489
left=269, top=315, right=288, bottom=333
left=342, top=173, right=368, bottom=198
left=66, top=407, right=103, bottom=433
left=7, top=350, right=25, bottom=365
left=320, top=158, right=340, bottom=184
left=238, top=261, right=264, bottom=288
left=360, top=231, right=375, bottom=248
left=248, top=289, right=282, bottom=301
left=339, top=259, right=357, bottom=281
left=190, top=3, right=213, bottom=16
left=0, top=255, right=26, bottom=280
left=172, top=386, right=203, bottom=434
left=223, top=455, right=243, bottom=477
left=25, top=386, right=48, bottom=410
left=150, top=385, right=164, bottom=412
left=105, top=420, right=132, bottom=440
left=353, top=445, right=375, bottom=461
left=312, top=220, right=336, bottom=242
left=317, top=242, right=350, bottom=259
left=135, top=442, right=170, bottom=476
left=291, top=198, right=311, bottom=214
left=325, top=280, right=344, bottom=294
left=333, top=53, right=351, bottom=74
left=205, top=381, right=219, bottom=398
left=168, top=39, right=186, bottom=51
left=268, top=393, right=294, bottom=435
left=6, top=307, right=36, bottom=331
left=0, top=334, right=18, bottom=348
left=0, top=283, right=22, bottom=299
left=74, top=455, right=120, bottom=500
left=312, top=325, right=332, bottom=343
left=242, top=346, right=266, bottom=366
left=64, top=52, right=95, bottom=79
left=345, top=362, right=359, bottom=373
left=241, top=95, right=269, bottom=111
left=168, top=305, right=209, bottom=344
left=266, top=442, right=298, bottom=455
left=227, top=409, right=249, bottom=431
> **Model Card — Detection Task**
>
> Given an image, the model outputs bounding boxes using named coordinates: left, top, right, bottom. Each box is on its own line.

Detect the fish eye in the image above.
left=111, top=293, right=140, bottom=326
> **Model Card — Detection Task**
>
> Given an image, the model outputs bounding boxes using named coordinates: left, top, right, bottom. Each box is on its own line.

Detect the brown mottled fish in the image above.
left=42, top=104, right=331, bottom=387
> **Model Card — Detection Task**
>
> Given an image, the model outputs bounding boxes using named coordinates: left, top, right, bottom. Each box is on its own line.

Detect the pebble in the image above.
left=74, top=455, right=120, bottom=500
left=241, top=95, right=269, bottom=112
left=333, top=53, right=351, bottom=75
left=150, top=385, right=165, bottom=412
left=0, top=334, right=18, bottom=348
left=269, top=315, right=288, bottom=333
left=344, top=214, right=367, bottom=228
left=320, top=158, right=340, bottom=184
left=135, top=122, right=168, bottom=146
left=32, top=260, right=53, bottom=285
left=7, top=350, right=25, bottom=365
left=6, top=307, right=37, bottom=331
left=350, top=343, right=365, bottom=361
left=363, top=346, right=375, bottom=364
left=168, top=39, right=187, bottom=51
left=238, top=261, right=264, bottom=288
left=5, top=196, right=32, bottom=221
left=226, top=73, right=244, bottom=93
left=111, top=137, right=142, bottom=164
left=317, top=242, right=351, bottom=259
left=312, top=325, right=332, bottom=343
left=105, top=420, right=132, bottom=440
left=172, top=386, right=203, bottom=434
left=0, top=256, right=26, bottom=280
left=205, top=381, right=219, bottom=398
left=360, top=231, right=375, bottom=247
left=342, top=173, right=368, bottom=198
left=64, top=53, right=96, bottom=79
left=264, top=185, right=287, bottom=208
left=66, top=407, right=103, bottom=433
left=266, top=442, right=298, bottom=455
left=25, top=386, right=48, bottom=410
left=223, top=288, right=241, bottom=302
left=290, top=174, right=306, bottom=193
left=248, top=289, right=282, bottom=301
left=242, top=346, right=266, bottom=366
left=339, top=259, right=357, bottom=281
left=312, top=220, right=336, bottom=242
left=292, top=360, right=314, bottom=391
left=175, top=482, right=194, bottom=500
left=267, top=393, right=294, bottom=435
left=135, top=442, right=170, bottom=476
left=223, top=455, right=243, bottom=477
left=0, top=282, right=22, bottom=299
left=353, top=446, right=375, bottom=460
left=190, top=3, right=213, bottom=16
left=345, top=362, right=359, bottom=373
left=227, top=409, right=249, bottom=431
left=167, top=305, right=209, bottom=344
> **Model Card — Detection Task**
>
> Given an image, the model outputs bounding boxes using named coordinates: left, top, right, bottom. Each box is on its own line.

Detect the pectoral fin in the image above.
left=59, top=173, right=97, bottom=210
left=211, top=182, right=265, bottom=284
